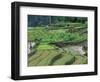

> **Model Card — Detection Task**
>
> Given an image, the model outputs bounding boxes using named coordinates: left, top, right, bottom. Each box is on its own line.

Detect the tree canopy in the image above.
left=28, top=15, right=87, bottom=27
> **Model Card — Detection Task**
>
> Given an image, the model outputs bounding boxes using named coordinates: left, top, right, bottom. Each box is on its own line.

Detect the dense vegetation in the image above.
left=28, top=15, right=87, bottom=27
left=28, top=15, right=88, bottom=66
left=28, top=27, right=87, bottom=43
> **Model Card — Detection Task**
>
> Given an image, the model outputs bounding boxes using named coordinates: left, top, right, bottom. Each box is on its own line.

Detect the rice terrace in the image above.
left=27, top=15, right=88, bottom=67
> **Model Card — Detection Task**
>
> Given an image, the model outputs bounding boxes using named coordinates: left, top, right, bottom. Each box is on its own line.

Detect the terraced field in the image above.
left=27, top=15, right=88, bottom=67
left=28, top=22, right=88, bottom=66
left=28, top=45, right=88, bottom=66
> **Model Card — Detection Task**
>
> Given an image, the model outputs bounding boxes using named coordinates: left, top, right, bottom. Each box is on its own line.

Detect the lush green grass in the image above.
left=36, top=44, right=56, bottom=50
left=28, top=27, right=87, bottom=43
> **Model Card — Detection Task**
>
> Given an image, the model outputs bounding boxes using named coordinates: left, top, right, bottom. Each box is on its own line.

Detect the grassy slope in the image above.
left=28, top=24, right=87, bottom=66
left=28, top=48, right=87, bottom=66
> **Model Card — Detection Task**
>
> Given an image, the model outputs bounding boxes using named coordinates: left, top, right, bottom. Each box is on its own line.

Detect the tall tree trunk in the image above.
left=49, top=16, right=51, bottom=25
